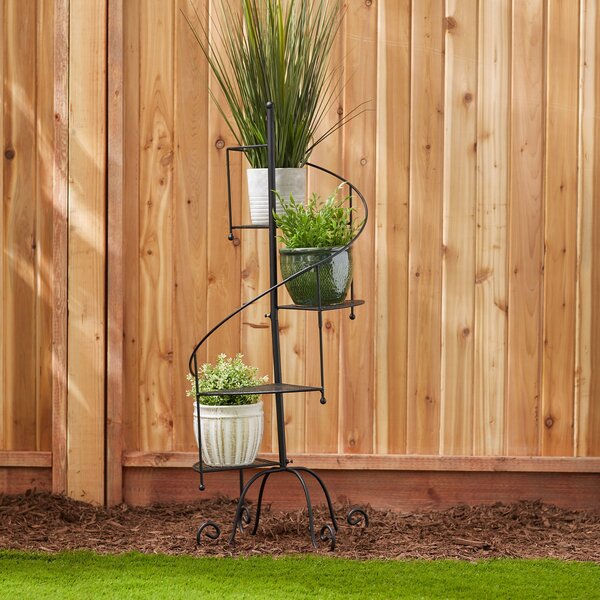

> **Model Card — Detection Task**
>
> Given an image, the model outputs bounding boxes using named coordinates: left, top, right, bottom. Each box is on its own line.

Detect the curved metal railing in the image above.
left=188, top=161, right=368, bottom=378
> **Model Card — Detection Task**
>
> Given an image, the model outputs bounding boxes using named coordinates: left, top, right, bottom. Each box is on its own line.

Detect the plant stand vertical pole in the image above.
left=266, top=102, right=288, bottom=468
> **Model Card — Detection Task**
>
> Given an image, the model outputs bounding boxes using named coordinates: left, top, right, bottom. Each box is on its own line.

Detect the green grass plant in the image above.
left=183, top=0, right=363, bottom=169
left=274, top=190, right=362, bottom=248
left=0, top=551, right=598, bottom=599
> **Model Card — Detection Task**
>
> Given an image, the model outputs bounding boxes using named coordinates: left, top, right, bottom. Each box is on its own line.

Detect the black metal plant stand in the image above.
left=189, top=102, right=369, bottom=550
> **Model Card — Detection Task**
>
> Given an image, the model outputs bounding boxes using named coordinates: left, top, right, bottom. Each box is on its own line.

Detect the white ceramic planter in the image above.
left=246, top=167, right=307, bottom=225
left=193, top=401, right=264, bottom=467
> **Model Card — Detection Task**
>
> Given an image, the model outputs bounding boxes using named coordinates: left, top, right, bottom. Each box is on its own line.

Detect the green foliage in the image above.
left=273, top=189, right=362, bottom=249
left=1, top=552, right=600, bottom=600
left=183, top=0, right=364, bottom=168
left=186, top=354, right=267, bottom=406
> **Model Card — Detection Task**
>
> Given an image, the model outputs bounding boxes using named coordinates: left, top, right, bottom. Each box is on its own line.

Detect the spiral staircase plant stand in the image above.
left=190, top=103, right=369, bottom=550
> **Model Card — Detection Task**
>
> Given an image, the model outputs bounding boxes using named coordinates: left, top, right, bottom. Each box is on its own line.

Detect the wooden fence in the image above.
left=0, top=0, right=55, bottom=493
left=1, top=0, right=599, bottom=508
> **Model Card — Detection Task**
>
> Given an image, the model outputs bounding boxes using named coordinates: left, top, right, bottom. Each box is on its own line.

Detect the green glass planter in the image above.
left=280, top=247, right=353, bottom=306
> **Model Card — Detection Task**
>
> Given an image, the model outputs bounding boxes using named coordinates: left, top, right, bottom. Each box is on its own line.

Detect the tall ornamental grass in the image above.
left=184, top=0, right=362, bottom=168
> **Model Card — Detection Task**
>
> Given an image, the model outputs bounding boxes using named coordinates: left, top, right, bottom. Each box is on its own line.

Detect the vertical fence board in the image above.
left=278, top=196, right=306, bottom=451
left=304, top=22, right=346, bottom=455
left=305, top=309, right=339, bottom=453
left=338, top=0, right=377, bottom=455
left=240, top=166, right=273, bottom=454
left=138, top=0, right=174, bottom=452
left=575, top=0, right=590, bottom=458
left=374, top=0, right=410, bottom=455
left=205, top=0, right=241, bottom=360
left=35, top=0, right=54, bottom=453
left=440, top=0, right=478, bottom=456
left=67, top=0, right=106, bottom=503
left=122, top=0, right=141, bottom=453
left=589, top=92, right=600, bottom=453
left=279, top=306, right=306, bottom=453
left=237, top=0, right=272, bottom=452
left=406, top=0, right=445, bottom=455
left=506, top=0, right=545, bottom=456
left=3, top=0, right=37, bottom=450
left=577, top=0, right=600, bottom=457
left=51, top=0, right=69, bottom=493
left=541, top=0, right=579, bottom=456
left=107, top=0, right=124, bottom=505
left=173, top=0, right=209, bottom=451
left=0, top=0, right=4, bottom=451
left=1, top=0, right=54, bottom=454
left=474, top=0, right=510, bottom=456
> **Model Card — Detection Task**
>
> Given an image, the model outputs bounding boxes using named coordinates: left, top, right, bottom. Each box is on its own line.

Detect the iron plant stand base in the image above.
left=190, top=103, right=369, bottom=551
left=195, top=465, right=369, bottom=550
left=228, top=466, right=337, bottom=549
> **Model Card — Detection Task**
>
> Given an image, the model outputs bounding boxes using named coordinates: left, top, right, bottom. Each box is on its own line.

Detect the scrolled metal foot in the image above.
left=237, top=504, right=252, bottom=533
left=346, top=507, right=369, bottom=528
left=319, top=523, right=336, bottom=550
left=196, top=520, right=221, bottom=544
left=241, top=505, right=252, bottom=525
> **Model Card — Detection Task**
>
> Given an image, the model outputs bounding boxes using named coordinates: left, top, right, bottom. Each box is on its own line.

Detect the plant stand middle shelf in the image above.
left=194, top=383, right=323, bottom=397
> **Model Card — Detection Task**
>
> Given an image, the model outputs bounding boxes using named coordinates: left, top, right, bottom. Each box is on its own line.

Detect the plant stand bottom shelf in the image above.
left=194, top=464, right=369, bottom=550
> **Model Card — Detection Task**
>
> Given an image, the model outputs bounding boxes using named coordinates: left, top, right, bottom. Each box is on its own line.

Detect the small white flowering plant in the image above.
left=186, top=353, right=268, bottom=406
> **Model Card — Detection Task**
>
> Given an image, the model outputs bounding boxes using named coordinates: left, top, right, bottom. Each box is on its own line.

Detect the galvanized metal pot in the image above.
left=280, top=247, right=352, bottom=306
left=246, top=167, right=306, bottom=225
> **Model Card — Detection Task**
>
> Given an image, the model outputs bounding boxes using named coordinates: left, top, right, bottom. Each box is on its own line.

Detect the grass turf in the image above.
left=0, top=551, right=598, bottom=599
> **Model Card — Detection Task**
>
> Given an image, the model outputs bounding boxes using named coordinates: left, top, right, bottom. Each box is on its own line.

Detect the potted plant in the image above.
left=184, top=0, right=361, bottom=225
left=187, top=354, right=268, bottom=467
left=274, top=187, right=362, bottom=306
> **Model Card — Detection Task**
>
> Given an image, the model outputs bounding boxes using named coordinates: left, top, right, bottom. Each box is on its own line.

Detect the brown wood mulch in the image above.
left=0, top=490, right=598, bottom=561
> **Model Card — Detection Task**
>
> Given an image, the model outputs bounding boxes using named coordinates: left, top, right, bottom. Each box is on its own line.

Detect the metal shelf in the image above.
left=193, top=457, right=280, bottom=474
left=196, top=383, right=323, bottom=397
left=278, top=299, right=365, bottom=312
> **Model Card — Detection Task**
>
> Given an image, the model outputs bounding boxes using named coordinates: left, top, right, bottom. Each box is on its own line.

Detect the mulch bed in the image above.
left=0, top=491, right=598, bottom=561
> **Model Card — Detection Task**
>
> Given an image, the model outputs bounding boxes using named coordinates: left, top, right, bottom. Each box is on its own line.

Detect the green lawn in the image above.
left=0, top=551, right=598, bottom=599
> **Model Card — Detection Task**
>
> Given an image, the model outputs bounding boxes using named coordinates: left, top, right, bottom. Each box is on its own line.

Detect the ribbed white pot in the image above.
left=193, top=401, right=264, bottom=467
left=246, top=167, right=307, bottom=225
